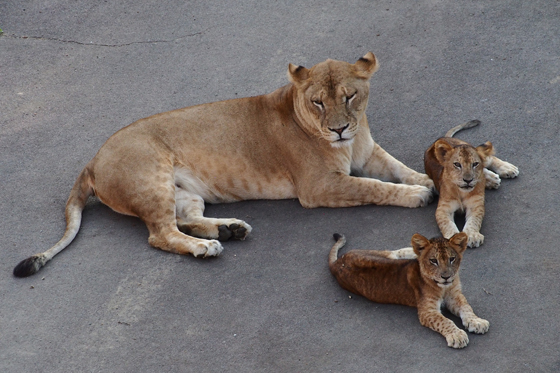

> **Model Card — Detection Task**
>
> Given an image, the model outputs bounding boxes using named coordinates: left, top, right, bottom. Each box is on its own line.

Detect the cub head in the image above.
left=287, top=52, right=379, bottom=147
left=412, top=233, right=468, bottom=287
left=434, top=140, right=494, bottom=191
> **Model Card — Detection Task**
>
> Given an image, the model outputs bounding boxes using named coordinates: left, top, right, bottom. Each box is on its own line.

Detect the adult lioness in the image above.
left=329, top=232, right=489, bottom=348
left=14, top=53, right=434, bottom=277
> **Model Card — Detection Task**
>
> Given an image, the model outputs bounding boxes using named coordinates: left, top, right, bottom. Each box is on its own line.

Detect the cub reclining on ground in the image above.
left=424, top=120, right=519, bottom=248
left=14, top=53, right=434, bottom=277
left=328, top=232, right=489, bottom=348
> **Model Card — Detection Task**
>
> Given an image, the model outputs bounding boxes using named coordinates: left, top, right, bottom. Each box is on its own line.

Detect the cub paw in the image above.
left=193, top=240, right=224, bottom=258
left=446, top=329, right=469, bottom=349
left=484, top=169, right=501, bottom=189
left=401, top=185, right=433, bottom=208
left=496, top=162, right=519, bottom=179
left=217, top=221, right=252, bottom=241
left=465, top=231, right=484, bottom=248
left=465, top=317, right=490, bottom=334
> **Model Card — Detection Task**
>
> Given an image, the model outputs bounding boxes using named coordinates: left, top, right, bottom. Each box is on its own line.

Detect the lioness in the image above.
left=424, top=120, right=519, bottom=248
left=328, top=232, right=489, bottom=348
left=14, top=53, right=434, bottom=277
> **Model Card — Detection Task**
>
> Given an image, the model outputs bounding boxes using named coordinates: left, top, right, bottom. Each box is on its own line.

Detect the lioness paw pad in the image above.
left=465, top=318, right=490, bottom=334
left=446, top=329, right=469, bottom=349
left=217, top=221, right=252, bottom=241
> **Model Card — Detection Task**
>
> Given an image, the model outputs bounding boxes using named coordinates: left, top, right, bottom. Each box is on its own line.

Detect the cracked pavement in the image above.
left=1, top=1, right=559, bottom=372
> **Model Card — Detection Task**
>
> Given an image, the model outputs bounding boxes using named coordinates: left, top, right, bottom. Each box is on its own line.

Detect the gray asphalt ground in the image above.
left=1, top=1, right=559, bottom=372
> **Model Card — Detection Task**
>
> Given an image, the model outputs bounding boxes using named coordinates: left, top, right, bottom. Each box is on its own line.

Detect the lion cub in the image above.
left=424, top=120, right=519, bottom=248
left=328, top=232, right=489, bottom=348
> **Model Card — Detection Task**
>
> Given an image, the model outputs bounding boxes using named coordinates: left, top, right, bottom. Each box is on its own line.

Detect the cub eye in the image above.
left=450, top=257, right=456, bottom=263
left=429, top=258, right=438, bottom=266
left=346, top=93, right=356, bottom=104
left=453, top=162, right=462, bottom=169
left=472, top=162, right=480, bottom=168
left=312, top=100, right=324, bottom=109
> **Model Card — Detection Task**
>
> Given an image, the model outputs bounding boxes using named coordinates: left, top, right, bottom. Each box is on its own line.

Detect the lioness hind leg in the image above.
left=486, top=155, right=519, bottom=179
left=175, top=188, right=252, bottom=241
left=148, top=226, right=223, bottom=257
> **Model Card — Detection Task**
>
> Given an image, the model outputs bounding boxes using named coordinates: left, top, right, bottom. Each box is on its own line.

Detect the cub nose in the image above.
left=441, top=274, right=451, bottom=281
left=463, top=177, right=473, bottom=184
left=329, top=124, right=349, bottom=136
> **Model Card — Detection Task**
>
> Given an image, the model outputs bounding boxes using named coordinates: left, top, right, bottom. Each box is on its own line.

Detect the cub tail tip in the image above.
left=13, top=254, right=47, bottom=278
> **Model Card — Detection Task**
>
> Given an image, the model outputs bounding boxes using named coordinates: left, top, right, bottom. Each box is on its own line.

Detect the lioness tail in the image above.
left=328, top=233, right=346, bottom=267
left=13, top=167, right=94, bottom=277
left=445, top=119, right=481, bottom=138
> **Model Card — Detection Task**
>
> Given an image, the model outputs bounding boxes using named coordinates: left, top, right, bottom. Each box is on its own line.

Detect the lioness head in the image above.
left=287, top=53, right=379, bottom=147
left=434, top=141, right=494, bottom=191
left=412, top=233, right=468, bottom=287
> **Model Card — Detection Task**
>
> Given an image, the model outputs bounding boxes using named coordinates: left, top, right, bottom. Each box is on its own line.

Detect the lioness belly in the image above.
left=174, top=166, right=296, bottom=203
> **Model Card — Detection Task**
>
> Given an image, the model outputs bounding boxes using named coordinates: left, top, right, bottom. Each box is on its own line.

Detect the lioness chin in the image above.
left=329, top=232, right=489, bottom=348
left=14, top=53, right=434, bottom=277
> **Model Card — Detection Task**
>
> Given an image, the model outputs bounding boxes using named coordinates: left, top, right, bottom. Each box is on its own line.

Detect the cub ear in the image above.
left=353, top=52, right=379, bottom=79
left=287, top=63, right=310, bottom=84
left=411, top=233, right=430, bottom=256
left=434, top=140, right=453, bottom=163
left=476, top=141, right=495, bottom=162
left=449, top=232, right=468, bottom=254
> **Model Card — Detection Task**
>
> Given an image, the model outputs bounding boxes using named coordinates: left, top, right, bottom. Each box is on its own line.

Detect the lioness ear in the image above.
left=411, top=234, right=430, bottom=256
left=449, top=232, right=468, bottom=254
left=354, top=52, right=379, bottom=79
left=287, top=63, right=310, bottom=84
left=476, top=141, right=495, bottom=162
left=434, top=140, right=453, bottom=163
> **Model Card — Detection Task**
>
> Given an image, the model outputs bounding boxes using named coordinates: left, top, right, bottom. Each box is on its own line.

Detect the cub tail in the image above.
left=445, top=119, right=481, bottom=138
left=13, top=167, right=94, bottom=277
left=328, top=233, right=346, bottom=268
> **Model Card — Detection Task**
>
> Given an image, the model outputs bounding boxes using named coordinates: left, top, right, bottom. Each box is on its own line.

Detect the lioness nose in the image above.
left=329, top=124, right=349, bottom=136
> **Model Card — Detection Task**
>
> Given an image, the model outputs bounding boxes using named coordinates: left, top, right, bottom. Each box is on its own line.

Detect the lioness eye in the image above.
left=453, top=162, right=461, bottom=168
left=312, top=100, right=323, bottom=109
left=429, top=258, right=438, bottom=266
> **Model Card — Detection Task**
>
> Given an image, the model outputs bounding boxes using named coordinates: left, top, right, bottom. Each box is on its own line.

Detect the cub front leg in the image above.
left=362, top=142, right=435, bottom=191
left=417, top=303, right=469, bottom=349
left=462, top=196, right=485, bottom=248
left=435, top=200, right=460, bottom=239
left=445, top=289, right=490, bottom=335
left=298, top=174, right=432, bottom=209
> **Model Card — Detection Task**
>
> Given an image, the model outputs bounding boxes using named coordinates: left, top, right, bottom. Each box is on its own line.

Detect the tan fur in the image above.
left=14, top=53, right=434, bottom=277
left=329, top=232, right=489, bottom=348
left=424, top=121, right=519, bottom=248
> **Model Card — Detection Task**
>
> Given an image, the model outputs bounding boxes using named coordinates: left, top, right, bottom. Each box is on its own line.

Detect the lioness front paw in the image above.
left=465, top=231, right=484, bottom=248
left=464, top=317, right=490, bottom=334
left=193, top=240, right=224, bottom=258
left=484, top=169, right=501, bottom=189
left=406, top=173, right=435, bottom=192
left=401, top=185, right=433, bottom=208
left=496, top=162, right=519, bottom=179
left=446, top=329, right=469, bottom=349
